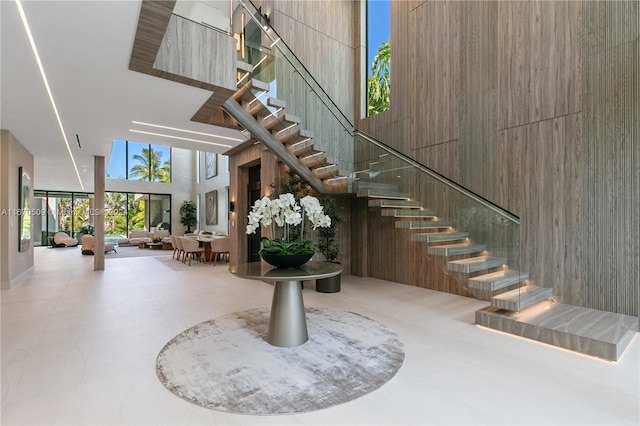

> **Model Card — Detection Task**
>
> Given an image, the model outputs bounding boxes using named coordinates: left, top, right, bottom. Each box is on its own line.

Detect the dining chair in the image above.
left=170, top=235, right=180, bottom=260
left=208, top=237, right=230, bottom=266
left=174, top=236, right=185, bottom=262
left=181, top=237, right=204, bottom=266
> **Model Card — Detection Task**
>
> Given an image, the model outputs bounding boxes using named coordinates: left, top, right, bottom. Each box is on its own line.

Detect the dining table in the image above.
left=186, top=235, right=223, bottom=262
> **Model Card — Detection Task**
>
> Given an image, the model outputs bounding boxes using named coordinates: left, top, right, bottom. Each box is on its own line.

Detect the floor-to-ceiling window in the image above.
left=366, top=0, right=390, bottom=116
left=33, top=190, right=93, bottom=246
left=34, top=190, right=172, bottom=245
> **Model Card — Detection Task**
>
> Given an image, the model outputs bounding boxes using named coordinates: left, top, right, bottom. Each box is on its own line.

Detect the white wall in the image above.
left=197, top=152, right=230, bottom=235
left=1, top=130, right=35, bottom=289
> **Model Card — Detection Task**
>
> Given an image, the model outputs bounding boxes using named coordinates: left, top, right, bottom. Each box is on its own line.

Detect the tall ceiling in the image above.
left=0, top=0, right=246, bottom=192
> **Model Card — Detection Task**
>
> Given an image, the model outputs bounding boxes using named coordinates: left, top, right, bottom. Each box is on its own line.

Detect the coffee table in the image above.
left=147, top=242, right=163, bottom=250
left=230, top=261, right=343, bottom=347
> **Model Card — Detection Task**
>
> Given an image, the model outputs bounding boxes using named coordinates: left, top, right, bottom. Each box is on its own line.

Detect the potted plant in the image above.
left=315, top=194, right=344, bottom=293
left=76, top=224, right=95, bottom=243
left=246, top=193, right=331, bottom=268
left=179, top=201, right=197, bottom=233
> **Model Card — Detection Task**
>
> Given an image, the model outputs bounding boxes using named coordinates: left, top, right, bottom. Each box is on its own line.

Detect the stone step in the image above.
left=356, top=190, right=412, bottom=200
left=351, top=181, right=400, bottom=192
left=491, top=285, right=553, bottom=311
left=236, top=60, right=253, bottom=74
left=410, top=231, right=470, bottom=243
left=314, top=164, right=339, bottom=179
left=447, top=256, right=507, bottom=273
left=325, top=175, right=355, bottom=185
left=468, top=270, right=530, bottom=292
left=262, top=113, right=300, bottom=132
left=368, top=199, right=423, bottom=209
left=381, top=209, right=437, bottom=218
left=289, top=139, right=317, bottom=157
left=476, top=301, right=639, bottom=361
left=428, top=243, right=487, bottom=256
left=276, top=127, right=313, bottom=144
left=302, top=152, right=328, bottom=167
left=246, top=97, right=285, bottom=118
left=395, top=221, right=452, bottom=229
left=233, top=78, right=270, bottom=103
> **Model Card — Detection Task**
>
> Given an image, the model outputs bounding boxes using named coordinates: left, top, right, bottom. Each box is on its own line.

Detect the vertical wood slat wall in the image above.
left=357, top=0, right=638, bottom=316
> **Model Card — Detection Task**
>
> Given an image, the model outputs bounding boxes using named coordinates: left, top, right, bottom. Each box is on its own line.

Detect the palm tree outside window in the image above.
left=367, top=0, right=390, bottom=116
left=107, top=139, right=171, bottom=183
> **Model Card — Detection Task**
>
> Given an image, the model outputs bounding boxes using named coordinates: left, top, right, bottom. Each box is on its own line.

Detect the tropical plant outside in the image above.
left=367, top=39, right=390, bottom=115
left=129, top=147, right=171, bottom=182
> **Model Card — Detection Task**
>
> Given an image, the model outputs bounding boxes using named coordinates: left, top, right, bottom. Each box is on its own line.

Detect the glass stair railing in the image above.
left=225, top=0, right=355, bottom=192
left=352, top=132, right=546, bottom=311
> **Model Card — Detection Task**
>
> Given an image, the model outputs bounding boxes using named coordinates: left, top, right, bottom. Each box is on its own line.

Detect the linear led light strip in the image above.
left=131, top=121, right=245, bottom=142
left=130, top=130, right=233, bottom=148
left=15, top=0, right=84, bottom=189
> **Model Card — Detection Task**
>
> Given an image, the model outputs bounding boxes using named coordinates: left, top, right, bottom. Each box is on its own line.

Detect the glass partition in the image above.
left=353, top=132, right=523, bottom=302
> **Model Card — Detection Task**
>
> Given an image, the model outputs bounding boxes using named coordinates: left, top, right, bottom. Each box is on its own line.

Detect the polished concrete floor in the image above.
left=1, top=247, right=638, bottom=425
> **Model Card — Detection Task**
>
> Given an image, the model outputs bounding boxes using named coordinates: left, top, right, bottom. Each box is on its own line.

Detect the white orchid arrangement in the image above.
left=246, top=193, right=331, bottom=255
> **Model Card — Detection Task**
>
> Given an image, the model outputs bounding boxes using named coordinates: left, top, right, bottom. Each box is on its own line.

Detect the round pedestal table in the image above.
left=230, top=261, right=343, bottom=347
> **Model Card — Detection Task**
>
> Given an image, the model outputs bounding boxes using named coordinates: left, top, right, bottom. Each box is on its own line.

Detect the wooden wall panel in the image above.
left=355, top=0, right=637, bottom=316
left=411, top=0, right=460, bottom=150
left=581, top=0, right=639, bottom=315
left=498, top=1, right=581, bottom=130
left=459, top=0, right=498, bottom=200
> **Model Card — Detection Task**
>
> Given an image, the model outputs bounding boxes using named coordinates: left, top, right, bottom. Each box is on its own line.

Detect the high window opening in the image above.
left=107, top=139, right=172, bottom=182
left=366, top=0, right=391, bottom=116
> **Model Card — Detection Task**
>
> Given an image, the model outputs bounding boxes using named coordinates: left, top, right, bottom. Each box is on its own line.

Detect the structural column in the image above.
left=94, top=156, right=105, bottom=270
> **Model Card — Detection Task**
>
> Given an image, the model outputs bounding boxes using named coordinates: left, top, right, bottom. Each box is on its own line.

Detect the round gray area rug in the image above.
left=156, top=307, right=405, bottom=415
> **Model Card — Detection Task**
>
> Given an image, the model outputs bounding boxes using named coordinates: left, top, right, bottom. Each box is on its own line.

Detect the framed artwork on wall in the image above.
left=18, top=166, right=31, bottom=252
left=205, top=190, right=218, bottom=225
left=205, top=152, right=217, bottom=179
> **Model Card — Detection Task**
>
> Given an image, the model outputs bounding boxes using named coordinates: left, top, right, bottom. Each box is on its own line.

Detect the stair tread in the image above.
left=302, top=153, right=328, bottom=166
left=236, top=60, right=253, bottom=73
left=263, top=113, right=300, bottom=131
left=381, top=209, right=437, bottom=217
left=411, top=231, right=469, bottom=243
left=234, top=79, right=270, bottom=103
left=289, top=139, right=317, bottom=156
left=395, top=221, right=452, bottom=229
left=428, top=243, right=486, bottom=256
left=469, top=270, right=528, bottom=291
left=357, top=190, right=411, bottom=200
left=276, top=127, right=313, bottom=144
left=476, top=302, right=639, bottom=361
left=369, top=199, right=423, bottom=208
left=325, top=175, right=355, bottom=185
left=491, top=285, right=553, bottom=311
left=447, top=256, right=507, bottom=273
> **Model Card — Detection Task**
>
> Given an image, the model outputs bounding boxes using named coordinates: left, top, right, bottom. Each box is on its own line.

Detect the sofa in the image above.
left=118, top=230, right=171, bottom=246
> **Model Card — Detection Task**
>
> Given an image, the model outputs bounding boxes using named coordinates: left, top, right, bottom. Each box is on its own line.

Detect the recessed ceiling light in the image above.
left=131, top=121, right=245, bottom=142
left=16, top=0, right=84, bottom=189
left=129, top=129, right=233, bottom=148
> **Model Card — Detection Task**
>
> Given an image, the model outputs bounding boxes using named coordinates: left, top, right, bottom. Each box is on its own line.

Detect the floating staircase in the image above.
left=356, top=181, right=548, bottom=312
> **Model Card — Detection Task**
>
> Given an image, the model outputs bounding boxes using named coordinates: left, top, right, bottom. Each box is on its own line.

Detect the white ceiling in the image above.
left=1, top=0, right=246, bottom=192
